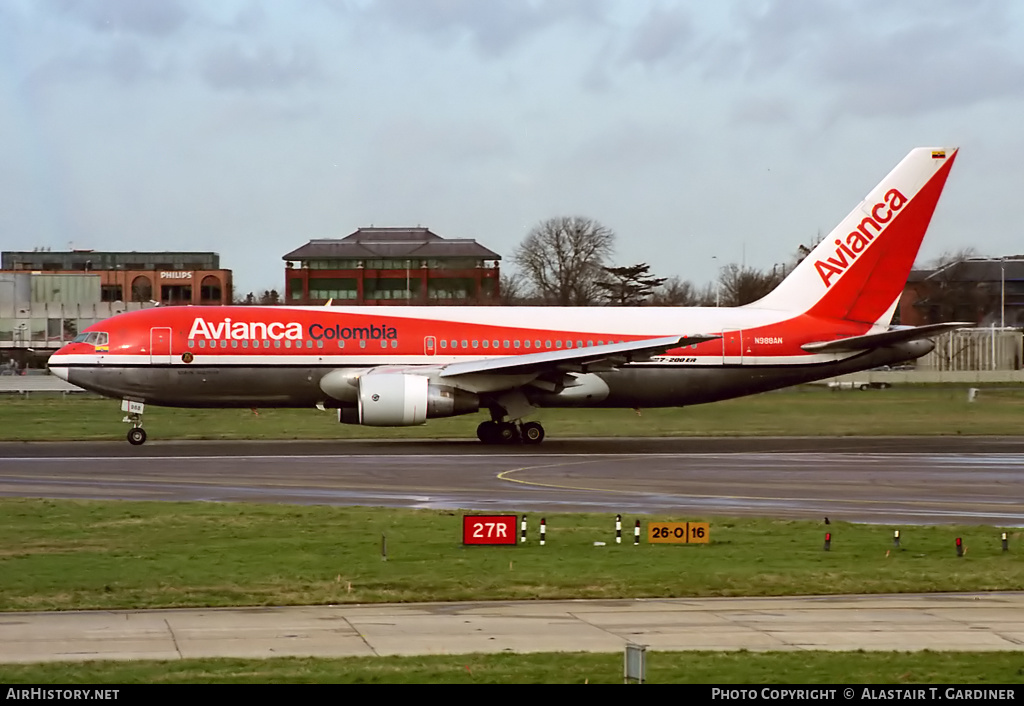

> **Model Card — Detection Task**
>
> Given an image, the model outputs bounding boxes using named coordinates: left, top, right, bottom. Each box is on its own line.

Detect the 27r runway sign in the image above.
left=462, top=515, right=517, bottom=545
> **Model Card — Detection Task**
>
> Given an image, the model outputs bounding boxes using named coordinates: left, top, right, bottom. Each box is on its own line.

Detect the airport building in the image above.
left=1, top=250, right=232, bottom=369
left=282, top=227, right=501, bottom=306
left=2, top=250, right=232, bottom=306
left=899, top=257, right=1024, bottom=328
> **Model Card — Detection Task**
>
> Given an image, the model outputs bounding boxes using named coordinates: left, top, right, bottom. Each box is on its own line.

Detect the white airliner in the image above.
left=49, top=147, right=965, bottom=445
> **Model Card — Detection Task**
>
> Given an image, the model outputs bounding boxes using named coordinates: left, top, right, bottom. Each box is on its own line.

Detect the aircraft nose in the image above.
left=48, top=352, right=69, bottom=381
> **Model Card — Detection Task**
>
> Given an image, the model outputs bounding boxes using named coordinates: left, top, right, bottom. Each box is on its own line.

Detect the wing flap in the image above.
left=439, top=334, right=719, bottom=379
left=801, top=322, right=972, bottom=353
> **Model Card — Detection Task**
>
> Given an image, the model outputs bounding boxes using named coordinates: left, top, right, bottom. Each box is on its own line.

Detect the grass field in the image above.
left=2, top=384, right=1024, bottom=440
left=3, top=388, right=1023, bottom=683
left=3, top=651, right=1024, bottom=684
left=1, top=499, right=1020, bottom=612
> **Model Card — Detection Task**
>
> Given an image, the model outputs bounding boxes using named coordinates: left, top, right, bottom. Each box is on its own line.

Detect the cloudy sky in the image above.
left=2, top=0, right=1023, bottom=297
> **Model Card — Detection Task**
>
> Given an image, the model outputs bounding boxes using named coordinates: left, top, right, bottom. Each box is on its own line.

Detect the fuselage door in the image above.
left=424, top=335, right=436, bottom=357
left=721, top=329, right=744, bottom=365
left=150, top=327, right=172, bottom=364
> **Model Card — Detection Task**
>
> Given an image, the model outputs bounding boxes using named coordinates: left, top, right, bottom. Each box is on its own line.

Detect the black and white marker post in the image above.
left=616, top=514, right=622, bottom=545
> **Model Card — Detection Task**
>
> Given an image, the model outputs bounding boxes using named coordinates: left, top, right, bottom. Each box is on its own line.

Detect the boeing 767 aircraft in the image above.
left=49, top=147, right=964, bottom=445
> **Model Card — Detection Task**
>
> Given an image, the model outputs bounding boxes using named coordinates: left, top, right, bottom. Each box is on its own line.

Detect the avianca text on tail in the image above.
left=814, top=188, right=907, bottom=287
left=47, top=146, right=965, bottom=447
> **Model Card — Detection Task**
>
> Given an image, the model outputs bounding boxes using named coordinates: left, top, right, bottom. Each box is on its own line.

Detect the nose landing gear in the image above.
left=122, top=399, right=147, bottom=445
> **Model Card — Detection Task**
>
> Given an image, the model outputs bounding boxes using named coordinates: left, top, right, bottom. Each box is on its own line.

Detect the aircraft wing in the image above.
left=801, top=322, right=973, bottom=353
left=439, top=334, right=719, bottom=379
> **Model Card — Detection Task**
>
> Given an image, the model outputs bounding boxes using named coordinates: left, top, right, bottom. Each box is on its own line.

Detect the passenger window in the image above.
left=514, top=340, right=520, bottom=349
left=493, top=340, right=499, bottom=349
left=503, top=340, right=510, bottom=348
left=338, top=340, right=345, bottom=349
left=306, top=340, right=313, bottom=349
left=380, top=340, right=387, bottom=348
left=241, top=340, right=248, bottom=349
left=391, top=340, right=397, bottom=348
left=577, top=340, right=583, bottom=348
left=535, top=340, right=542, bottom=348
left=360, top=340, right=366, bottom=348
left=555, top=340, right=563, bottom=348
left=231, top=340, right=238, bottom=348
left=317, top=340, right=324, bottom=349
left=263, top=340, right=270, bottom=348
left=275, top=340, right=281, bottom=348
left=198, top=340, right=206, bottom=349
left=472, top=340, right=479, bottom=349
left=440, top=340, right=447, bottom=349
left=188, top=340, right=195, bottom=348
left=461, top=340, right=468, bottom=348
left=524, top=340, right=530, bottom=349
left=587, top=340, right=594, bottom=347
left=482, top=340, right=489, bottom=349
left=220, top=340, right=227, bottom=348
left=545, top=340, right=552, bottom=349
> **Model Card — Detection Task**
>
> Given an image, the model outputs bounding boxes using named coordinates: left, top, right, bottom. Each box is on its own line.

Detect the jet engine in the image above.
left=337, top=373, right=479, bottom=426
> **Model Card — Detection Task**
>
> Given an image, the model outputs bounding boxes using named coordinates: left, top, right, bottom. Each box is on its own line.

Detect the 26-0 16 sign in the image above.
left=462, top=515, right=517, bottom=545
left=647, top=522, right=709, bottom=544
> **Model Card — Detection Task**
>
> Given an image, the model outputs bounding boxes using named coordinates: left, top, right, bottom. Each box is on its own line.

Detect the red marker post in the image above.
left=823, top=532, right=832, bottom=551
left=956, top=537, right=964, bottom=557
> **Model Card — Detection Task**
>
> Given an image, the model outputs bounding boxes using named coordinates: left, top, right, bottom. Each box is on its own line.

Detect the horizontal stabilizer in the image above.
left=440, top=334, right=719, bottom=379
left=801, top=322, right=973, bottom=353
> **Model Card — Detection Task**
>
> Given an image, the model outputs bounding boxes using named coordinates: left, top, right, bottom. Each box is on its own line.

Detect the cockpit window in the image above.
left=76, top=332, right=109, bottom=346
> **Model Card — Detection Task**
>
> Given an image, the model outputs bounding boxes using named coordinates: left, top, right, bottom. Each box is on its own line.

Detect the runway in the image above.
left=2, top=436, right=1023, bottom=525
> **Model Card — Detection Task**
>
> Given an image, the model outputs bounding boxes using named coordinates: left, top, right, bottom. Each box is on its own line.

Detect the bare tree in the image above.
left=912, top=247, right=993, bottom=324
left=498, top=272, right=532, bottom=306
left=513, top=216, right=614, bottom=306
left=718, top=264, right=785, bottom=306
left=649, top=276, right=697, bottom=306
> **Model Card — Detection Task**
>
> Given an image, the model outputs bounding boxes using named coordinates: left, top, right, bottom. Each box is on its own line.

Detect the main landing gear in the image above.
left=122, top=399, right=147, bottom=446
left=476, top=419, right=545, bottom=445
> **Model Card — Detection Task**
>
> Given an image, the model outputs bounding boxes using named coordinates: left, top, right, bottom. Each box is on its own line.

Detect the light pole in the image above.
left=1000, top=258, right=1006, bottom=329
left=712, top=256, right=720, bottom=307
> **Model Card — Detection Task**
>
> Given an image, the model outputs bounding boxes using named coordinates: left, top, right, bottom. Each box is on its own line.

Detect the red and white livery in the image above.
left=49, top=147, right=965, bottom=445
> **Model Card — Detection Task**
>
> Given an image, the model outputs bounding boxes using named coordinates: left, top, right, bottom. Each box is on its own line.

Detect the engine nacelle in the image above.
left=338, top=373, right=479, bottom=426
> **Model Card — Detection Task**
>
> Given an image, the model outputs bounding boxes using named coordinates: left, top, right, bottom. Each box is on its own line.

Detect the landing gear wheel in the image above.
left=127, top=427, right=147, bottom=446
left=520, top=421, right=545, bottom=445
left=496, top=421, right=520, bottom=444
left=477, top=421, right=499, bottom=444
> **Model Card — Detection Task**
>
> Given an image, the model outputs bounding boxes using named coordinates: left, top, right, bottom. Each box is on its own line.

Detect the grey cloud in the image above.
left=47, top=0, right=190, bottom=37
left=361, top=0, right=608, bottom=58
left=725, top=0, right=1024, bottom=119
left=200, top=45, right=322, bottom=91
left=621, top=6, right=696, bottom=69
left=25, top=41, right=173, bottom=87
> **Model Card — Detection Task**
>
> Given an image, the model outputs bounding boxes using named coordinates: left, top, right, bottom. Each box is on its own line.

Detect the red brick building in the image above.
left=283, top=228, right=501, bottom=305
left=1, top=250, right=232, bottom=306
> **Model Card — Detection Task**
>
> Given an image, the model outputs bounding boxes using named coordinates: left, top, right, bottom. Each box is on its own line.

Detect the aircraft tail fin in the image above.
left=749, top=147, right=959, bottom=324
